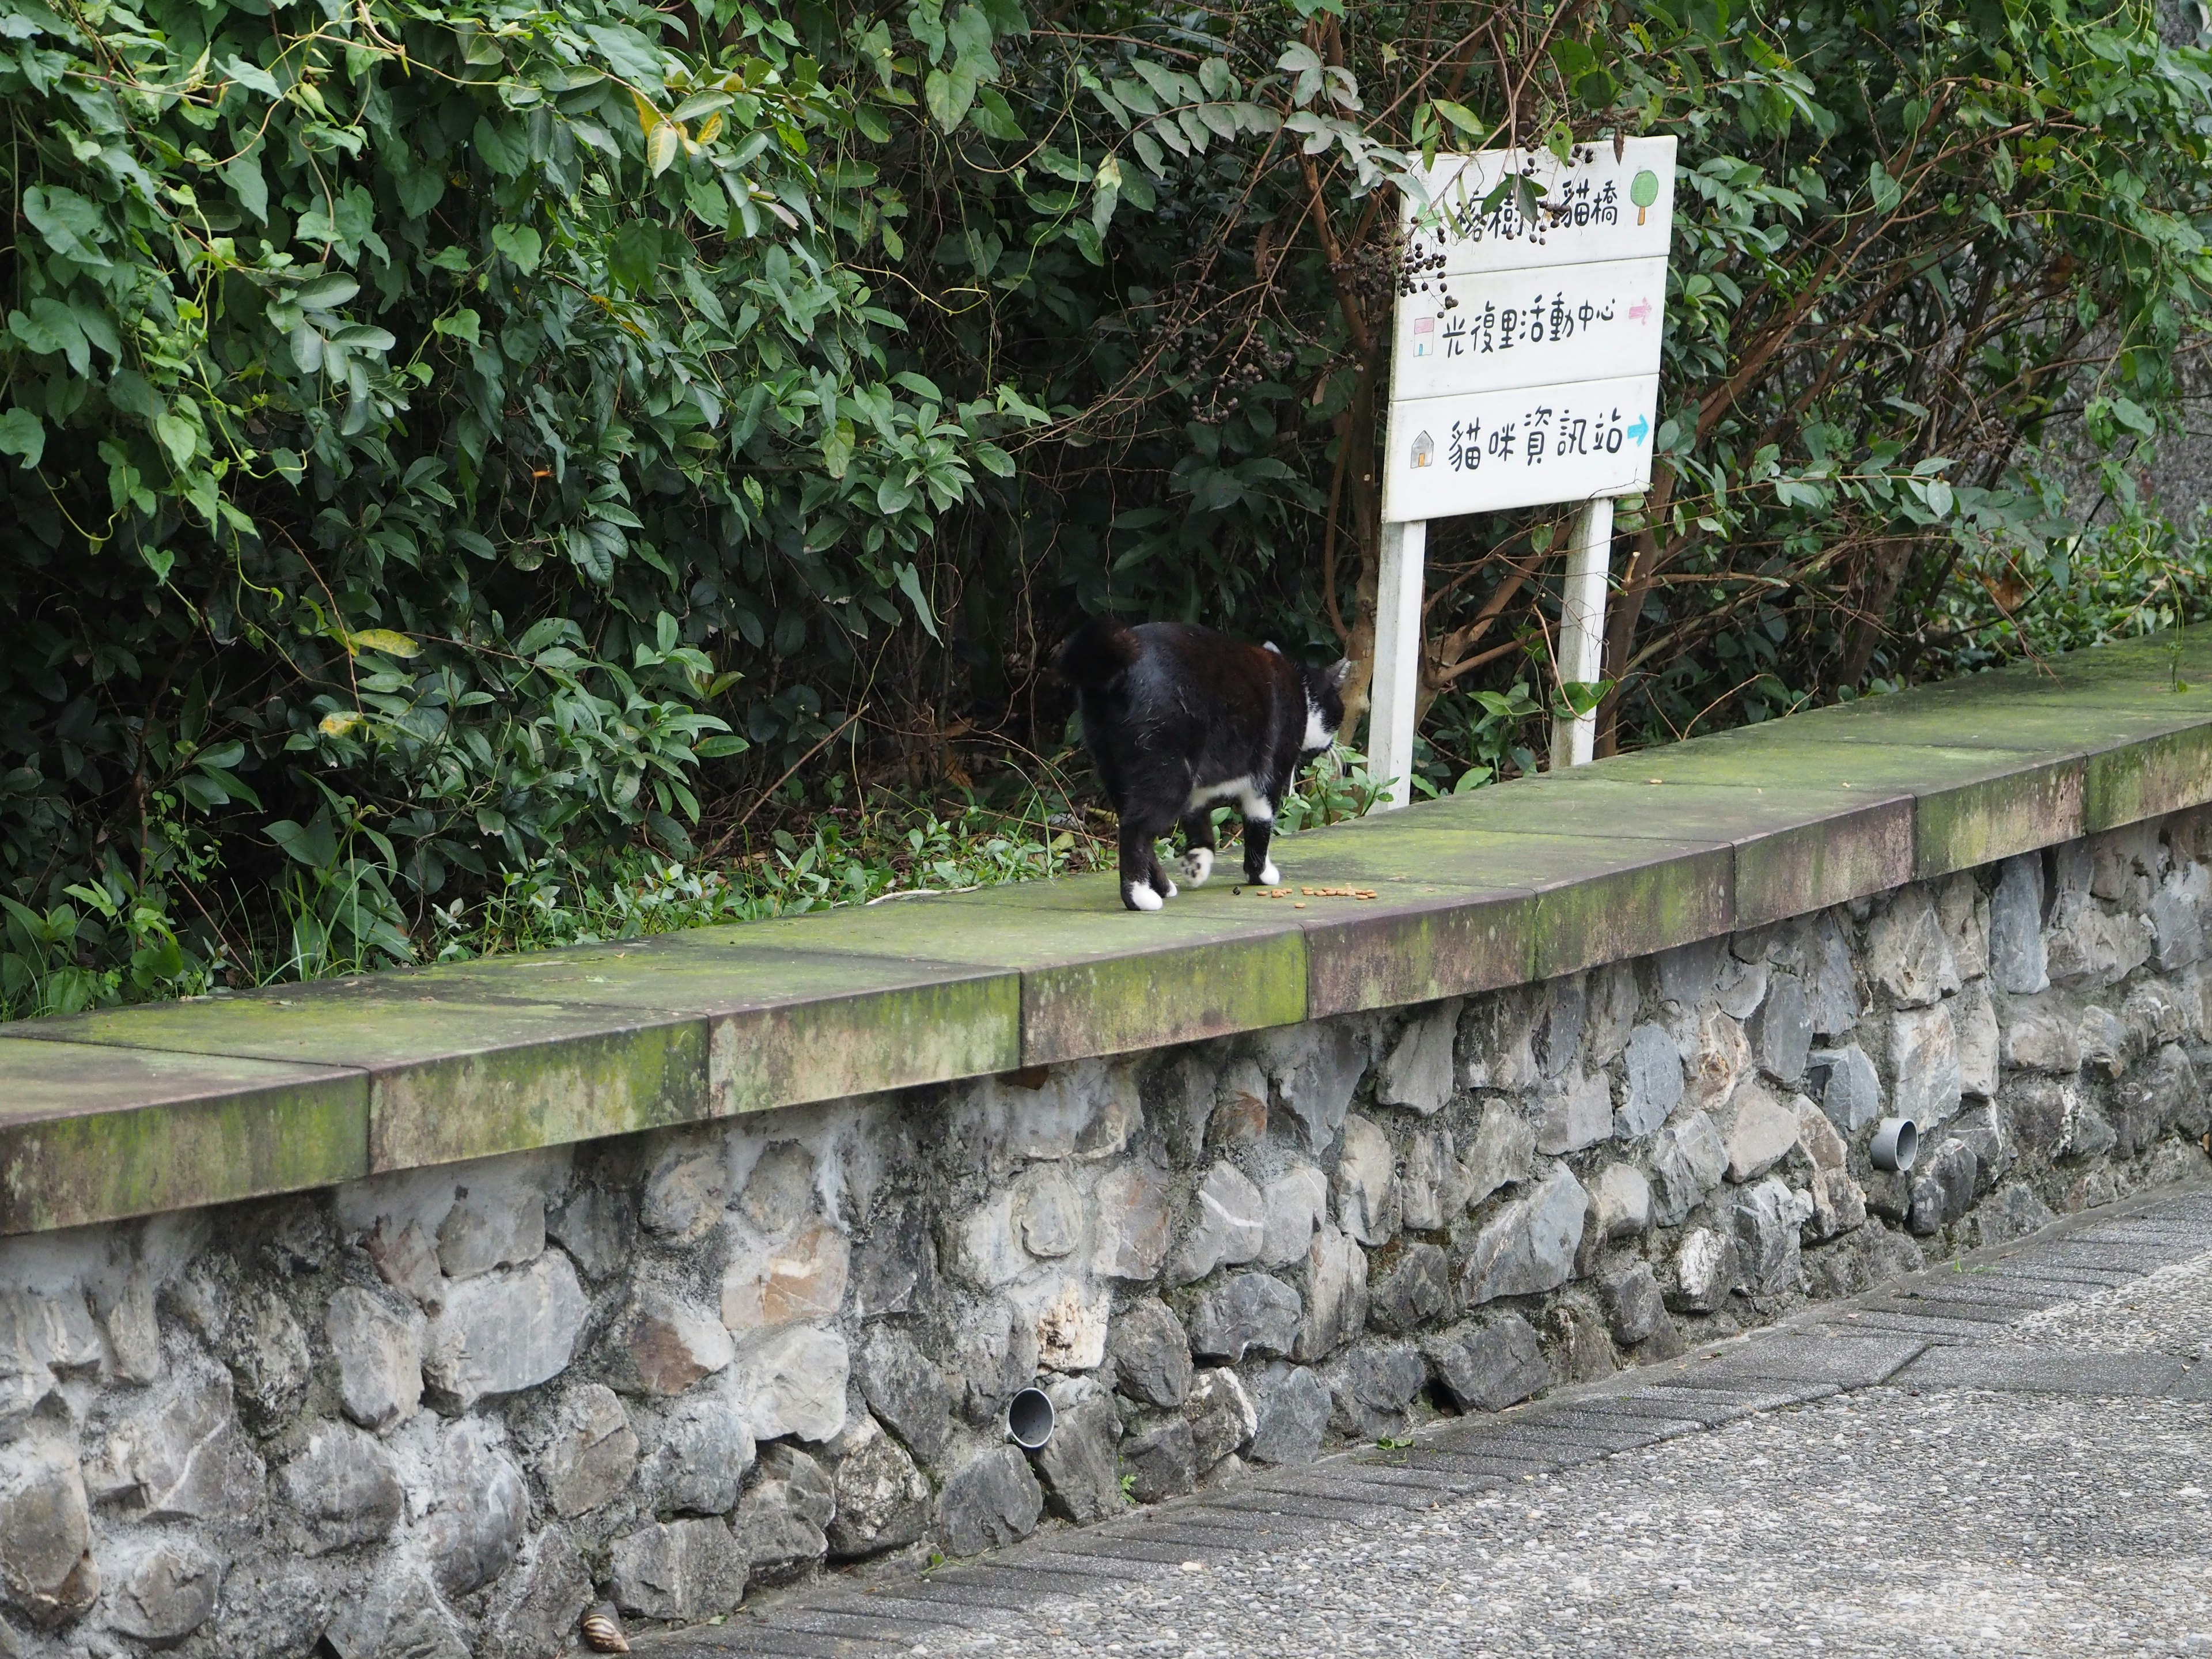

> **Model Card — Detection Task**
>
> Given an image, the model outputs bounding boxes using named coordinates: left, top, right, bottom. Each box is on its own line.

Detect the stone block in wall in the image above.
left=1728, top=1179, right=1809, bottom=1294
left=437, top=1183, right=546, bottom=1280
left=1866, top=885, right=1961, bottom=1009
left=480, top=1529, right=593, bottom=1659
left=2046, top=891, right=2152, bottom=989
left=1955, top=981, right=1999, bottom=1097
left=325, top=1566, right=469, bottom=1659
left=276, top=1422, right=404, bottom=1553
left=721, top=1219, right=852, bottom=1331
left=0, top=1430, right=96, bottom=1629
left=1031, top=1385, right=1126, bottom=1525
left=1532, top=975, right=1589, bottom=1076
left=1796, top=1100, right=1866, bottom=1241
left=1989, top=854, right=2050, bottom=994
left=1366, top=1241, right=1450, bottom=1334
left=1908, top=1139, right=1980, bottom=1235
left=1657, top=937, right=1726, bottom=1008
left=1715, top=955, right=1769, bottom=1021
left=1263, top=1020, right=1366, bottom=1150
left=1999, top=1076, right=2075, bottom=1156
left=1597, top=1263, right=1669, bottom=1348
left=1333, top=1115, right=1400, bottom=1245
left=535, top=1383, right=638, bottom=1519
left=1324, top=1341, right=1425, bottom=1439
left=1589, top=961, right=1638, bottom=1067
left=2153, top=862, right=2211, bottom=970
left=1666, top=1227, right=1741, bottom=1312
left=326, top=1284, right=424, bottom=1432
left=1091, top=1156, right=1171, bottom=1281
left=1399, top=1131, right=1465, bottom=1232
left=1648, top=1111, right=1728, bottom=1227
left=426, top=1418, right=529, bottom=1599
left=1460, top=986, right=1539, bottom=1092
left=2002, top=992, right=2083, bottom=1074
left=937, top=1445, right=1043, bottom=1556
left=548, top=1180, right=635, bottom=1283
left=1936, top=872, right=1988, bottom=980
left=1012, top=1274, right=1109, bottom=1373
left=1377, top=999, right=1461, bottom=1114
left=1291, top=1226, right=1365, bottom=1362
left=1459, top=1164, right=1586, bottom=1305
left=1714, top=1078, right=1800, bottom=1183
left=1808, top=1043, right=1881, bottom=1135
left=2115, top=1042, right=2212, bottom=1147
left=1421, top=1313, right=1551, bottom=1412
left=1257, top=1164, right=1327, bottom=1267
left=736, top=1325, right=849, bottom=1442
left=639, top=1133, right=730, bottom=1242
left=1676, top=1008, right=1753, bottom=1117
left=1805, top=912, right=1862, bottom=1037
left=611, top=1517, right=747, bottom=1622
left=1617, top=1023, right=1684, bottom=1139
left=1890, top=1003, right=1963, bottom=1130
left=1191, top=1271, right=1301, bottom=1363
left=82, top=1363, right=262, bottom=1522
left=951, top=1300, right=1039, bottom=1427
left=207, top=1282, right=312, bottom=1434
left=1461, top=1104, right=1535, bottom=1209
left=423, top=1251, right=587, bottom=1412
left=1245, top=1361, right=1331, bottom=1465
left=105, top=1537, right=219, bottom=1645
left=1106, top=1297, right=1192, bottom=1410
left=851, top=1197, right=937, bottom=1320
left=2080, top=1004, right=2130, bottom=1078
left=1587, top=1164, right=1652, bottom=1241
left=734, top=1444, right=833, bottom=1583
left=612, top=1287, right=736, bottom=1397
left=1534, top=1069, right=1612, bottom=1157
left=2124, top=978, right=2199, bottom=1053
left=1184, top=1366, right=1257, bottom=1470
left=1749, top=973, right=1814, bottom=1088
left=1120, top=1416, right=1197, bottom=1501
left=825, top=1412, right=931, bottom=1559
left=1172, top=1162, right=1267, bottom=1283
left=645, top=1373, right=756, bottom=1515
left=855, top=1326, right=956, bottom=1461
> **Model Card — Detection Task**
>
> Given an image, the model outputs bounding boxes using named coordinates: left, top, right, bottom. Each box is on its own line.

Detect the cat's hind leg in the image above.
left=1240, top=808, right=1280, bottom=887
left=1119, top=818, right=1176, bottom=911
left=1177, top=808, right=1217, bottom=887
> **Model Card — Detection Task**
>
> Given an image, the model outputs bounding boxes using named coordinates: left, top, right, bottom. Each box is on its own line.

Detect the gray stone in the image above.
left=1461, top=986, right=1540, bottom=1091
left=2046, top=891, right=2152, bottom=988
left=1378, top=1001, right=1461, bottom=1114
left=480, top=1529, right=592, bottom=1659
left=1908, top=1139, right=1981, bottom=1234
left=640, top=1134, right=730, bottom=1241
left=213, top=1284, right=312, bottom=1434
left=2079, top=1003, right=2131, bottom=1078
left=825, top=1413, right=931, bottom=1559
left=1809, top=1044, right=1883, bottom=1135
left=1293, top=1224, right=1366, bottom=1362
left=0, top=1434, right=95, bottom=1628
left=1259, top=1164, right=1329, bottom=1267
left=2061, top=1097, right=2121, bottom=1163
left=1397, top=1130, right=1460, bottom=1231
left=1012, top=1164, right=1084, bottom=1259
left=938, top=1445, right=1043, bottom=1556
left=1729, top=1177, right=1810, bottom=1293
left=851, top=1196, right=935, bottom=1318
left=1805, top=912, right=1862, bottom=1036
left=1189, top=1271, right=1302, bottom=1363
left=106, top=1539, right=219, bottom=1643
left=1649, top=1112, right=1729, bottom=1226
left=1714, top=955, right=1770, bottom=1021
left=1012, top=1273, right=1109, bottom=1372
left=1422, top=1313, right=1552, bottom=1412
left=1956, top=980, right=1999, bottom=1097
left=1866, top=885, right=1961, bottom=1008
left=2002, top=1076, right=2079, bottom=1155
left=1183, top=1366, right=1257, bottom=1468
left=541, top=1384, right=637, bottom=1518
left=2119, top=1041, right=2212, bottom=1144
left=1120, top=1416, right=1197, bottom=1501
left=1599, top=1262, right=1670, bottom=1347
left=719, top=1218, right=850, bottom=1330
left=1107, top=1298, right=1192, bottom=1410
left=94, top=1270, right=161, bottom=1387
left=1989, top=853, right=2050, bottom=994
left=2152, top=862, right=2210, bottom=970
left=1366, top=1241, right=1451, bottom=1334
left=1033, top=1391, right=1126, bottom=1524
left=423, top=1250, right=588, bottom=1412
left=324, top=1567, right=469, bottom=1659
left=1460, top=1164, right=1586, bottom=1304
left=951, top=1300, right=1038, bottom=1426
left=437, top=1183, right=546, bottom=1279
left=1202, top=1056, right=1269, bottom=1154
left=1325, top=1341, right=1426, bottom=1438
left=1462, top=1104, right=1536, bottom=1207
left=1891, top=1003, right=1964, bottom=1129
left=2003, top=993, right=2083, bottom=1074
left=612, top=1517, right=747, bottom=1622
left=856, top=1325, right=956, bottom=1459
left=1796, top=1100, right=1866, bottom=1241
left=1333, top=1115, right=1400, bottom=1245
left=1618, top=1024, right=1684, bottom=1139
left=325, top=1285, right=423, bottom=1433
left=1949, top=1101, right=2013, bottom=1187
left=648, top=1374, right=756, bottom=1514
left=1535, top=1069, right=1613, bottom=1156
left=547, top=1182, right=633, bottom=1283
left=1748, top=973, right=1814, bottom=1086
left=277, top=1422, right=404, bottom=1553
left=734, top=1444, right=833, bottom=1582
left=1588, top=1164, right=1653, bottom=1240
left=1091, top=1157, right=1172, bottom=1281
left=1172, top=1162, right=1268, bottom=1282
left=84, top=1368, right=262, bottom=1522
left=737, top=1141, right=816, bottom=1231
left=1657, top=937, right=1726, bottom=1008
left=1266, top=1020, right=1366, bottom=1150
left=1936, top=872, right=1989, bottom=980
left=1966, top=1183, right=2059, bottom=1250
left=1247, top=1362, right=1332, bottom=1465
left=1715, top=1077, right=1800, bottom=1183
left=1589, top=960, right=1639, bottom=1065
left=426, top=1418, right=529, bottom=1599
left=610, top=1287, right=736, bottom=1397
left=951, top=1188, right=1032, bottom=1287
left=1668, top=1227, right=1741, bottom=1312
left=1677, top=1007, right=1754, bottom=1116
left=736, top=1324, right=848, bottom=1442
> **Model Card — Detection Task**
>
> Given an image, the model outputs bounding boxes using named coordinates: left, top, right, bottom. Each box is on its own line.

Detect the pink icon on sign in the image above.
left=1628, top=300, right=1653, bottom=322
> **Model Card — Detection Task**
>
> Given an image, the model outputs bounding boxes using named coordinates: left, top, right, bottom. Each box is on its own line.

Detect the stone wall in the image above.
left=7, top=809, right=2212, bottom=1658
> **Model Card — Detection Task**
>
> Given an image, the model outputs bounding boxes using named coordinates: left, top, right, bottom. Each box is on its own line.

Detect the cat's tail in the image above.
left=1052, top=615, right=1141, bottom=691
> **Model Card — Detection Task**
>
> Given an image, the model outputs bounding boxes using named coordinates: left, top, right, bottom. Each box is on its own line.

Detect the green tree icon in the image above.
left=1631, top=169, right=1660, bottom=225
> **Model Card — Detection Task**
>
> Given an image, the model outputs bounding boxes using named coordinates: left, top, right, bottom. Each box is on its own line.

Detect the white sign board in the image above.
left=1382, top=137, right=1676, bottom=524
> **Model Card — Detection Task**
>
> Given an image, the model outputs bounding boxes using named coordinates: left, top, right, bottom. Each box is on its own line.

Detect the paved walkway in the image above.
left=640, top=1187, right=2212, bottom=1658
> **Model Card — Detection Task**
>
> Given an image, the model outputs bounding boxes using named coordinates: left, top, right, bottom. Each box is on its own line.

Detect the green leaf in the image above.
left=152, top=413, right=198, bottom=469
left=474, top=118, right=525, bottom=178
left=296, top=274, right=361, bottom=311
left=490, top=224, right=544, bottom=273
left=895, top=561, right=942, bottom=640
left=1431, top=99, right=1484, bottom=138
left=925, top=64, right=980, bottom=131
left=20, top=185, right=105, bottom=265
left=646, top=122, right=681, bottom=176
left=1868, top=160, right=1902, bottom=217
left=0, top=408, right=44, bottom=469
left=222, top=53, right=281, bottom=97
left=1091, top=155, right=1122, bottom=236
left=223, top=151, right=268, bottom=222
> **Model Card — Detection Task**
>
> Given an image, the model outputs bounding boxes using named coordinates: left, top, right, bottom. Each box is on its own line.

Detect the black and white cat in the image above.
left=1055, top=617, right=1350, bottom=912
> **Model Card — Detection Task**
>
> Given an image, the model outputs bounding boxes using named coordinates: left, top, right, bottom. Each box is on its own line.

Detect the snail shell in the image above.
left=581, top=1611, right=631, bottom=1653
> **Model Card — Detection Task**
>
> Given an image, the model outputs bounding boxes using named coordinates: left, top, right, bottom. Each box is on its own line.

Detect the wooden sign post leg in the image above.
left=1549, top=494, right=1614, bottom=772
left=1369, top=517, right=1427, bottom=810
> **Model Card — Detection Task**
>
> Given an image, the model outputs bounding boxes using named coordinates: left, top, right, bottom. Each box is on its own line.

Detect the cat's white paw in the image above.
left=1258, top=860, right=1281, bottom=885
left=1181, top=847, right=1214, bottom=886
left=1127, top=882, right=1165, bottom=912
left=1161, top=877, right=1177, bottom=899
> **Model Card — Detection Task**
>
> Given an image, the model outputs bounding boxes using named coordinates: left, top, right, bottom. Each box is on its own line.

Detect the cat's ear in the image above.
left=1325, top=658, right=1352, bottom=690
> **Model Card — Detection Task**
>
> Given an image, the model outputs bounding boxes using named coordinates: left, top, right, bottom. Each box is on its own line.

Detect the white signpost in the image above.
left=1370, top=137, right=1676, bottom=806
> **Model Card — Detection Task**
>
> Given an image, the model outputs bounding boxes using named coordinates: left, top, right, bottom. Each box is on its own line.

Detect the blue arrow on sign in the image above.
left=1627, top=415, right=1651, bottom=445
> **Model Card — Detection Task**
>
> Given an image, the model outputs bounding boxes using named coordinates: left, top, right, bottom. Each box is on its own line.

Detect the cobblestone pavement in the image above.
left=639, top=1185, right=2212, bottom=1659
